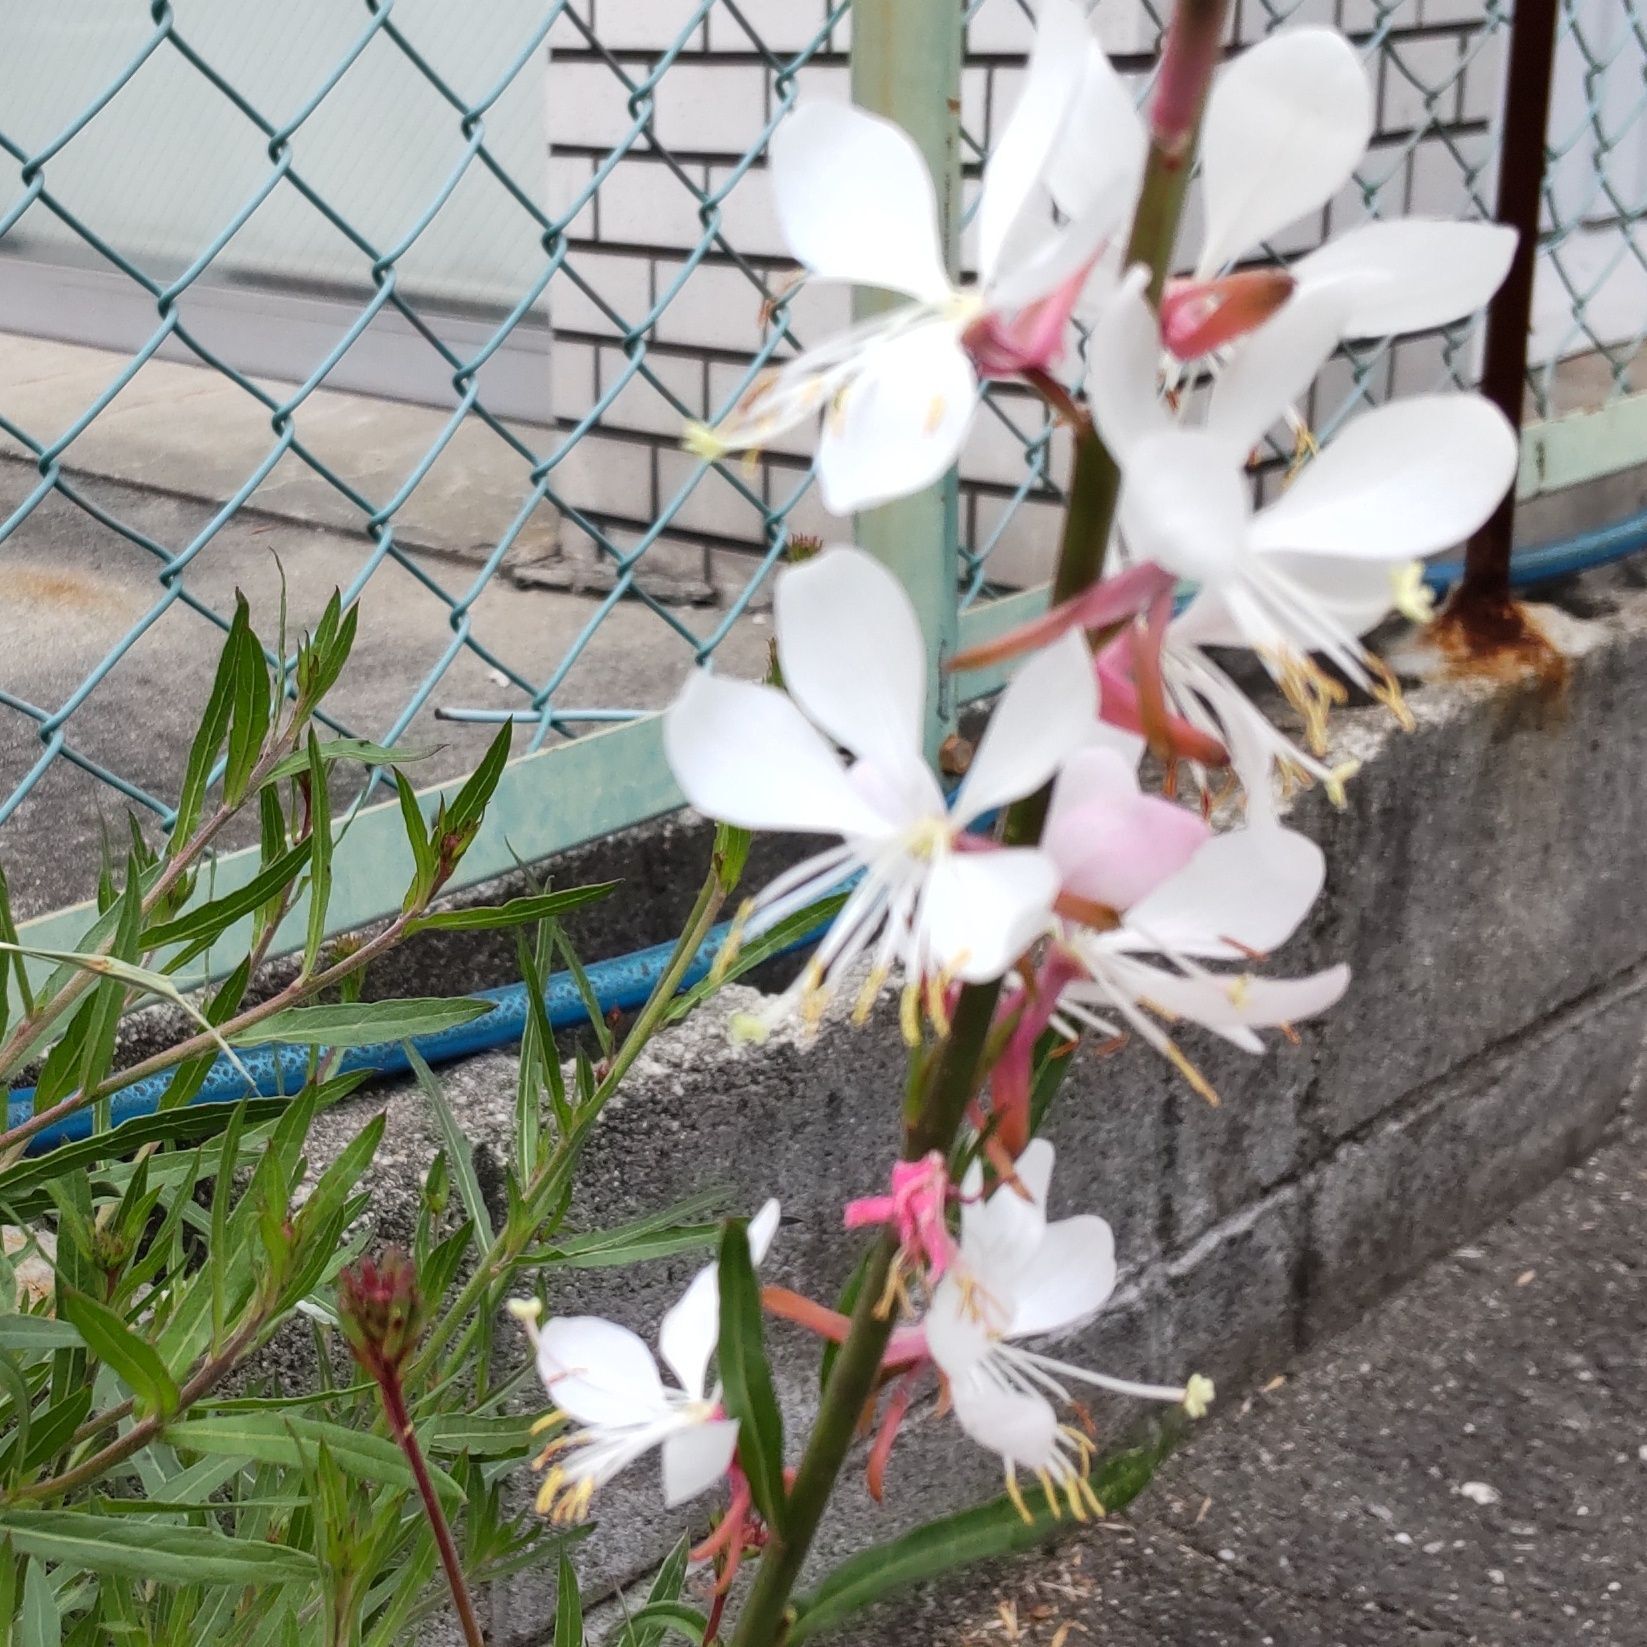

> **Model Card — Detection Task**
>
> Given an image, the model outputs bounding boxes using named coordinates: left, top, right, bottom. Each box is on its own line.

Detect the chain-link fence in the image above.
left=0, top=0, right=1641, bottom=949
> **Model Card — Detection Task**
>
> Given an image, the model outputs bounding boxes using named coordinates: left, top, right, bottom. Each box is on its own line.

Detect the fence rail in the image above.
left=1, top=0, right=1644, bottom=975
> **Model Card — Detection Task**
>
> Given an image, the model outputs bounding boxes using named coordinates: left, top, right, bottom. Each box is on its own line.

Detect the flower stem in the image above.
left=727, top=6, right=1230, bottom=1637
left=379, top=1370, right=485, bottom=1647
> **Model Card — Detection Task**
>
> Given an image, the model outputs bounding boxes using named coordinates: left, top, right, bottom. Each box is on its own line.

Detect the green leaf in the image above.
left=223, top=596, right=273, bottom=806
left=0, top=1318, right=81, bottom=1354
left=444, top=723, right=512, bottom=839
left=140, top=840, right=312, bottom=956
left=418, top=1413, right=537, bottom=1461
left=260, top=738, right=435, bottom=788
left=58, top=1290, right=179, bottom=1418
left=19, top=1554, right=59, bottom=1647
left=172, top=604, right=245, bottom=845
left=616, top=1535, right=690, bottom=1647
left=715, top=1219, right=786, bottom=1533
left=165, top=1415, right=464, bottom=1506
left=230, top=997, right=494, bottom=1049
left=787, top=1417, right=1185, bottom=1642
left=405, top=1047, right=492, bottom=1248
left=403, top=883, right=617, bottom=938
left=395, top=771, right=438, bottom=910
left=711, top=821, right=751, bottom=896
left=0, top=1507, right=316, bottom=1587
left=303, top=731, right=333, bottom=972
left=620, top=1602, right=707, bottom=1644
left=554, top=1549, right=584, bottom=1647
left=554, top=930, right=612, bottom=1057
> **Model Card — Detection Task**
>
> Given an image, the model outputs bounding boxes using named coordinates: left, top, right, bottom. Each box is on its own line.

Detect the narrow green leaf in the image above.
left=394, top=771, right=438, bottom=910
left=172, top=605, right=244, bottom=845
left=787, top=1417, right=1185, bottom=1642
left=554, top=931, right=612, bottom=1057
left=303, top=732, right=333, bottom=972
left=405, top=1047, right=492, bottom=1249
left=165, top=1415, right=463, bottom=1506
left=418, top=1413, right=536, bottom=1461
left=0, top=1507, right=316, bottom=1587
left=19, top=1555, right=59, bottom=1647
left=223, top=597, right=273, bottom=806
left=666, top=893, right=847, bottom=1026
left=715, top=1219, right=786, bottom=1533
left=140, top=840, right=312, bottom=956
left=711, top=821, right=751, bottom=896
left=403, top=882, right=617, bottom=938
left=0, top=1318, right=81, bottom=1354
left=0, top=862, right=31, bottom=1027
left=230, top=997, right=494, bottom=1049
left=260, top=738, right=435, bottom=788
left=59, top=1289, right=180, bottom=1418
left=444, top=723, right=512, bottom=838
left=554, top=1550, right=584, bottom=1647
left=620, top=1602, right=707, bottom=1644
left=617, top=1534, right=691, bottom=1647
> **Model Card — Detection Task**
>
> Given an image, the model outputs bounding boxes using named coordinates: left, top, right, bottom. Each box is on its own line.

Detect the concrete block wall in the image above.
left=288, top=565, right=1647, bottom=1643
left=540, top=0, right=1508, bottom=596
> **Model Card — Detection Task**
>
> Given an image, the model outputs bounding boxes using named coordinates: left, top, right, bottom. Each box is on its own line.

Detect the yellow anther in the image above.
left=1036, top=1467, right=1062, bottom=1520
left=729, top=1011, right=772, bottom=1045
left=924, top=966, right=956, bottom=1039
left=924, top=394, right=947, bottom=435
left=899, top=983, right=922, bottom=1047
left=710, top=906, right=751, bottom=987
left=1079, top=1477, right=1107, bottom=1518
left=852, top=963, right=891, bottom=1026
left=1369, top=656, right=1416, bottom=733
left=1184, top=1374, right=1216, bottom=1419
left=1390, top=561, right=1436, bottom=624
left=1268, top=649, right=1347, bottom=757
left=683, top=421, right=732, bottom=461
left=1004, top=1463, right=1034, bottom=1525
left=1324, top=759, right=1360, bottom=809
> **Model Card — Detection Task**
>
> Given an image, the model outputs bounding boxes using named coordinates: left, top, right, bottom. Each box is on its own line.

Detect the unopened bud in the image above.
left=1160, top=270, right=1295, bottom=361
left=338, top=1247, right=423, bottom=1379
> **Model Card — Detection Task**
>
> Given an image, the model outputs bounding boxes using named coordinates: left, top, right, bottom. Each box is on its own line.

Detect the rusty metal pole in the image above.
left=1451, top=0, right=1563, bottom=618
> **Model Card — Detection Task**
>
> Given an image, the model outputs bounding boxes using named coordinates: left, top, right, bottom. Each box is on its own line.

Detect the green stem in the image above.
left=726, top=0, right=1229, bottom=1634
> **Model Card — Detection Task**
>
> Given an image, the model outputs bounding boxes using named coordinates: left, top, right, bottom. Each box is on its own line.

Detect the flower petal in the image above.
left=1116, top=428, right=1253, bottom=587
left=1131, top=962, right=1351, bottom=1039
left=818, top=321, right=977, bottom=514
left=1044, top=746, right=1211, bottom=911
left=661, top=1418, right=741, bottom=1508
left=923, top=848, right=1060, bottom=983
left=1205, top=280, right=1357, bottom=455
left=536, top=1316, right=668, bottom=1426
left=978, top=0, right=1093, bottom=286
left=955, top=631, right=1098, bottom=825
left=657, top=1266, right=720, bottom=1403
left=1293, top=219, right=1517, bottom=338
left=1007, top=1213, right=1117, bottom=1338
left=1046, top=43, right=1148, bottom=236
left=774, top=547, right=927, bottom=772
left=1198, top=28, right=1373, bottom=275
left=769, top=103, right=951, bottom=303
left=664, top=670, right=894, bottom=839
left=923, top=1274, right=996, bottom=1379
left=749, top=1197, right=782, bottom=1265
left=1085, top=267, right=1172, bottom=462
left=1249, top=394, right=1519, bottom=561
left=1123, top=823, right=1325, bottom=958
left=949, top=1365, right=1065, bottom=1472
left=959, top=1136, right=1056, bottom=1296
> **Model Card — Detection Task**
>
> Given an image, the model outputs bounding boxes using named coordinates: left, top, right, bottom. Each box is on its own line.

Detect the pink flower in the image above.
left=845, top=1152, right=957, bottom=1282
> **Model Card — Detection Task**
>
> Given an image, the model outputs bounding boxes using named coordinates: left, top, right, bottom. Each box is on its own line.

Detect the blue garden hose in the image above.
left=11, top=506, right=1647, bottom=1157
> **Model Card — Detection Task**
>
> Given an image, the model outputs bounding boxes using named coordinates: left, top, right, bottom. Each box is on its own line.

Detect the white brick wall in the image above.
left=542, top=0, right=1507, bottom=590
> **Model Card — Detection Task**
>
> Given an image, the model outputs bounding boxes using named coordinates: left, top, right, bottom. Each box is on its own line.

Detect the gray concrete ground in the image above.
left=0, top=456, right=768, bottom=922
left=875, top=1121, right=1645, bottom=1647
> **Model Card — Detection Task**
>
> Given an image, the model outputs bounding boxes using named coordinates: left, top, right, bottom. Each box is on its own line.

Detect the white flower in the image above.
left=924, top=1140, right=1207, bottom=1518
left=690, top=0, right=1143, bottom=513
left=2, top=1226, right=55, bottom=1313
left=664, top=547, right=1095, bottom=1036
left=1086, top=267, right=1519, bottom=791
left=1042, top=754, right=1350, bottom=1096
left=517, top=1200, right=780, bottom=1521
left=1190, top=27, right=1514, bottom=342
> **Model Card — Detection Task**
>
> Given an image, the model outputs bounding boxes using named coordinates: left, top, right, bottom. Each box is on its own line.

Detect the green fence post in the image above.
left=849, top=0, right=965, bottom=758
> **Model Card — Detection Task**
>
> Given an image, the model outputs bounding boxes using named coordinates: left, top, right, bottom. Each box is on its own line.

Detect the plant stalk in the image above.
left=727, top=0, right=1229, bottom=1635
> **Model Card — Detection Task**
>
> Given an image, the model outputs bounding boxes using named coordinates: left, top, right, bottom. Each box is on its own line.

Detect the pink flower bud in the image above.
left=1160, top=269, right=1296, bottom=360
left=962, top=265, right=1091, bottom=380
left=338, top=1247, right=423, bottom=1379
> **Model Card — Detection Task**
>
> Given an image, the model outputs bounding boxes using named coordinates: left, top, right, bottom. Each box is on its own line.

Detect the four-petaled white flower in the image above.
left=517, top=1199, right=780, bottom=1521
left=1086, top=266, right=1519, bottom=793
left=689, top=0, right=1142, bottom=514
left=664, top=547, right=1096, bottom=1037
left=1042, top=746, right=1349, bottom=1097
left=924, top=1140, right=1208, bottom=1519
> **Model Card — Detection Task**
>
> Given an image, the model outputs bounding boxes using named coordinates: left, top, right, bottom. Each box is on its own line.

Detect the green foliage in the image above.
left=715, top=1220, right=788, bottom=1533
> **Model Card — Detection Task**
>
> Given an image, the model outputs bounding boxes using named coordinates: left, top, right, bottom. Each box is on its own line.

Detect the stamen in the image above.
left=899, top=983, right=922, bottom=1048
left=1368, top=655, right=1417, bottom=732
left=1005, top=1462, right=1034, bottom=1524
left=1036, top=1467, right=1062, bottom=1520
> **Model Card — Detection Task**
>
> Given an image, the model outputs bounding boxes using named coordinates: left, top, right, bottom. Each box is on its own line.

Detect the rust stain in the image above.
left=1424, top=593, right=1570, bottom=698
left=0, top=565, right=125, bottom=614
